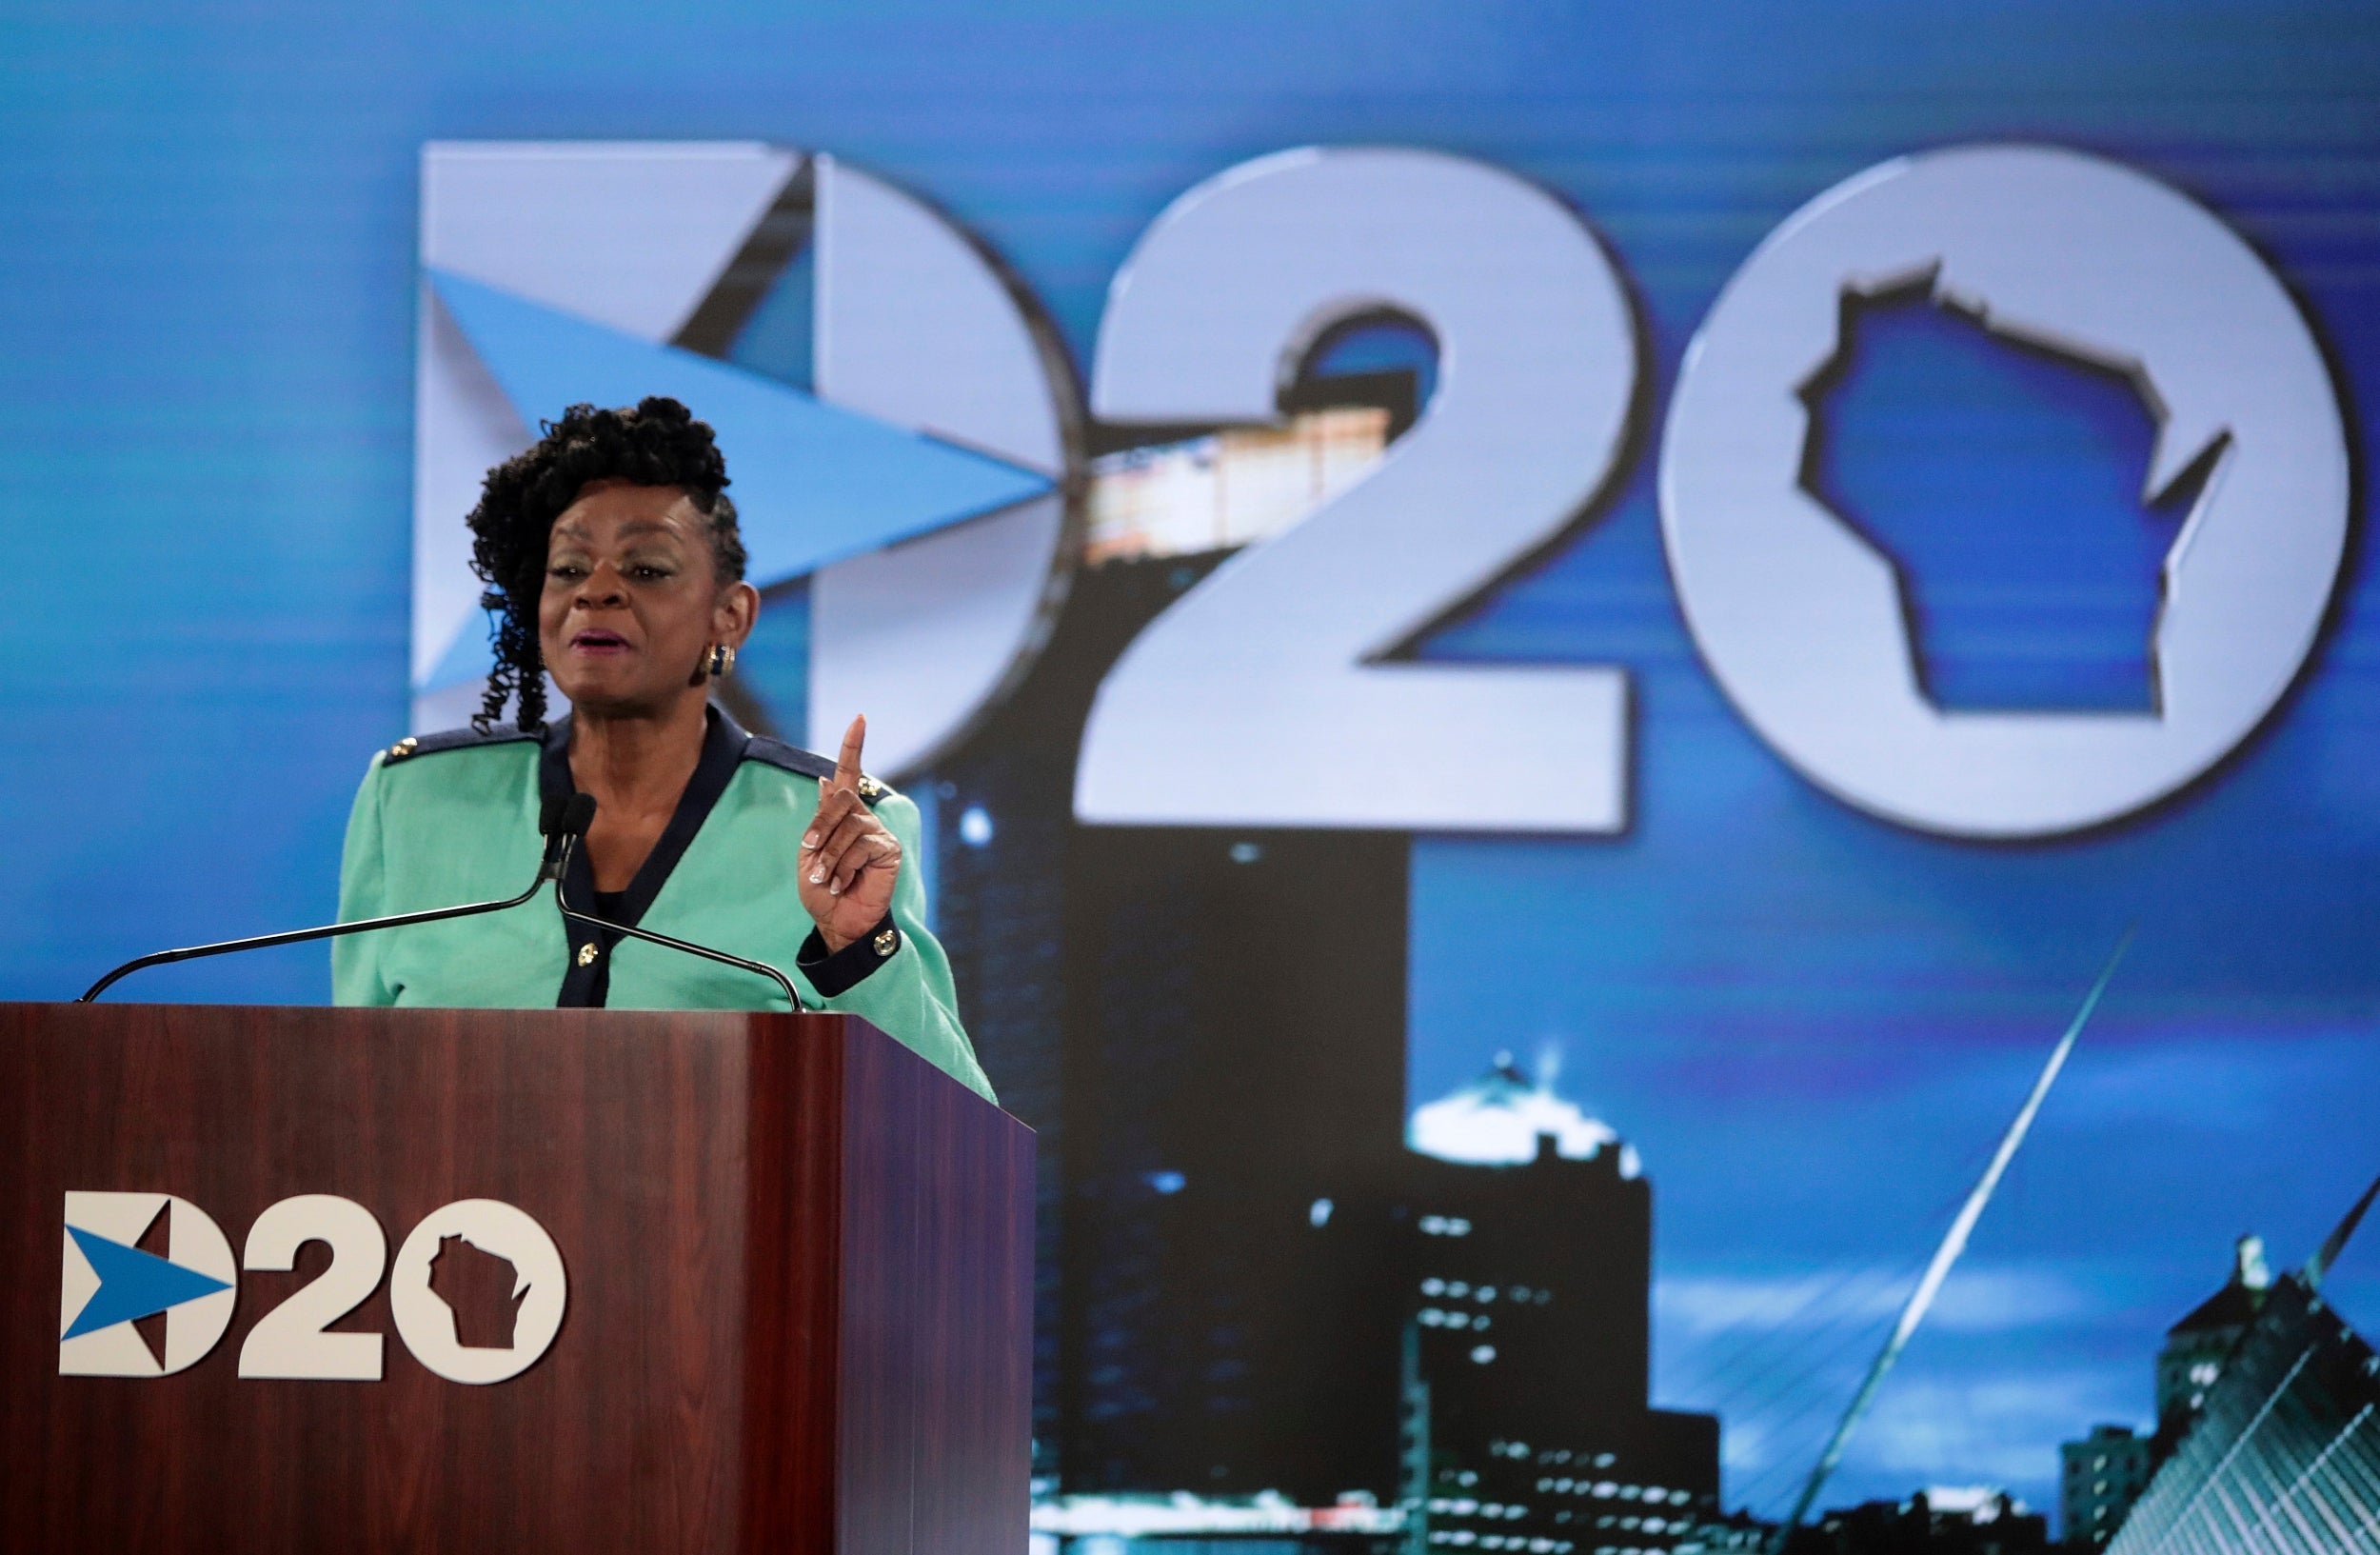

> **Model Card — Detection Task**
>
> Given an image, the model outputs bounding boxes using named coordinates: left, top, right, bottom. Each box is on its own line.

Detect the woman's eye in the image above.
left=547, top=565, right=587, bottom=580
left=631, top=565, right=673, bottom=582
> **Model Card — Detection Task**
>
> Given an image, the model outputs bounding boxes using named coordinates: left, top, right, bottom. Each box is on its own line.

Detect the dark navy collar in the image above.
left=542, top=706, right=750, bottom=1007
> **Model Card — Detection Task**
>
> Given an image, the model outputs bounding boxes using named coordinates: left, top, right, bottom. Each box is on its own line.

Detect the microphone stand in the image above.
left=78, top=798, right=810, bottom=1013
left=546, top=831, right=810, bottom=1013
left=79, top=849, right=568, bottom=1004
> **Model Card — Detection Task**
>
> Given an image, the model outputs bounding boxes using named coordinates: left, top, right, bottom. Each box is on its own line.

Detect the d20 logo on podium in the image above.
left=56, top=1191, right=568, bottom=1385
left=58, top=1191, right=238, bottom=1377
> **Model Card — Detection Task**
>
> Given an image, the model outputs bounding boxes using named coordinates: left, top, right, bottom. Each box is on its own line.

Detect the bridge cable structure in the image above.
left=1768, top=926, right=2137, bottom=1552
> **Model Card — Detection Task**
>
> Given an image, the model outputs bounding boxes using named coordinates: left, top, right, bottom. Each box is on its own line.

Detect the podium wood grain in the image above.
left=0, top=1004, right=1032, bottom=1553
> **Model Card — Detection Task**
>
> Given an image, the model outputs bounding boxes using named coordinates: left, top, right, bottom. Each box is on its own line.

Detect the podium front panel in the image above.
left=0, top=1003, right=1031, bottom=1554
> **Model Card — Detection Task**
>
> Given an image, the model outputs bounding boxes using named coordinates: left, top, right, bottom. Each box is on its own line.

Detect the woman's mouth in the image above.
left=570, top=628, right=632, bottom=655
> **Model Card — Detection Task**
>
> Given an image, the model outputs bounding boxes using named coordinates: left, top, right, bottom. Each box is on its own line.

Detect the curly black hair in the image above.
left=465, top=396, right=749, bottom=733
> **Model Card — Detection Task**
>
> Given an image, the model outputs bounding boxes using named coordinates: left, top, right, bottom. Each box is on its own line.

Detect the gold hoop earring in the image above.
left=704, top=644, right=737, bottom=681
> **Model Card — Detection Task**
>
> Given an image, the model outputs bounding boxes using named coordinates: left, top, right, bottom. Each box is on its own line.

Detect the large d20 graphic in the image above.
left=413, top=143, right=1081, bottom=776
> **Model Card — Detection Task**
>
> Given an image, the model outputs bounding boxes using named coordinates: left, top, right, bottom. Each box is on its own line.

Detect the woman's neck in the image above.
left=566, top=695, right=711, bottom=890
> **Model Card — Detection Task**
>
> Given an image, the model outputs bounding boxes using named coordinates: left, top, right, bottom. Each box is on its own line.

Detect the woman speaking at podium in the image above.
left=334, top=397, right=992, bottom=1103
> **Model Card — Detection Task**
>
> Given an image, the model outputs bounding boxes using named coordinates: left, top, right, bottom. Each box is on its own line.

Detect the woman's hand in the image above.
left=799, top=715, right=902, bottom=952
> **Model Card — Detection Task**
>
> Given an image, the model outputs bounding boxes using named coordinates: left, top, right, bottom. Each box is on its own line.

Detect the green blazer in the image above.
left=333, top=710, right=993, bottom=1104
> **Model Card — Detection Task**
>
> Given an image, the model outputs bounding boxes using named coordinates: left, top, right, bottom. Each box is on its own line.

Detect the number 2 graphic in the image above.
left=1076, top=148, right=1642, bottom=834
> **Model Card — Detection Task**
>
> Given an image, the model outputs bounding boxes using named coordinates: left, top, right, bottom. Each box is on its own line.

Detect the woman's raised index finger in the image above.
left=835, top=714, right=867, bottom=788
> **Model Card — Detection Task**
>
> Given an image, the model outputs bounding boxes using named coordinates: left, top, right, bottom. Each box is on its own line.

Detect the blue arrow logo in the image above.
left=421, top=270, right=1054, bottom=692
left=61, top=1224, right=233, bottom=1340
left=431, top=269, right=1050, bottom=566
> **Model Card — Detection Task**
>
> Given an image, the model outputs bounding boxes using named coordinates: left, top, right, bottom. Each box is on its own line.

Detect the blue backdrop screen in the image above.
left=3, top=1, right=2376, bottom=1537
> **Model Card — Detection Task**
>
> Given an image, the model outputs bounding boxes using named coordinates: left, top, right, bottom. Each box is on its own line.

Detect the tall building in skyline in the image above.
left=2098, top=1180, right=2378, bottom=1555
left=1401, top=1065, right=1719, bottom=1555
left=2059, top=1425, right=2151, bottom=1551
left=2053, top=1234, right=2280, bottom=1549
left=2102, top=1271, right=2379, bottom=1555
left=2151, top=1237, right=2271, bottom=1461
left=948, top=353, right=1443, bottom=1510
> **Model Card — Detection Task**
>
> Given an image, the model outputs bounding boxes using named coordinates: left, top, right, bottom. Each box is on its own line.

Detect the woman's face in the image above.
left=538, top=480, right=757, bottom=719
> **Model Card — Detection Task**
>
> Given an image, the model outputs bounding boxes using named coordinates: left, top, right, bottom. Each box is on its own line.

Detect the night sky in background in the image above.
left=1, top=0, right=2375, bottom=1521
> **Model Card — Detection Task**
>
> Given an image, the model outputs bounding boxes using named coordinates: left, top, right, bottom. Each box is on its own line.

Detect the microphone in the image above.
left=77, top=796, right=595, bottom=1003
left=545, top=793, right=810, bottom=1012
left=541, top=792, right=596, bottom=879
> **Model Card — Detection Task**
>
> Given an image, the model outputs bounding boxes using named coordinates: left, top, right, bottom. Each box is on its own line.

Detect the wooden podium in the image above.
left=0, top=1004, right=1033, bottom=1553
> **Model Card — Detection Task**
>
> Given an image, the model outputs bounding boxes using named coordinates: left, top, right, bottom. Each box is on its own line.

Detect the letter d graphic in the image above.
left=59, top=1191, right=237, bottom=1377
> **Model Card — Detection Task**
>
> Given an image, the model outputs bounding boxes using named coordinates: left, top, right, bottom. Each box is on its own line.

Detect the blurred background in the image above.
left=3, top=4, right=2376, bottom=1550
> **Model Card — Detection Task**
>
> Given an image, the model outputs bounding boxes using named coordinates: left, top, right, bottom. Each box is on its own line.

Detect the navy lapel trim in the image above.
left=544, top=707, right=752, bottom=1007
